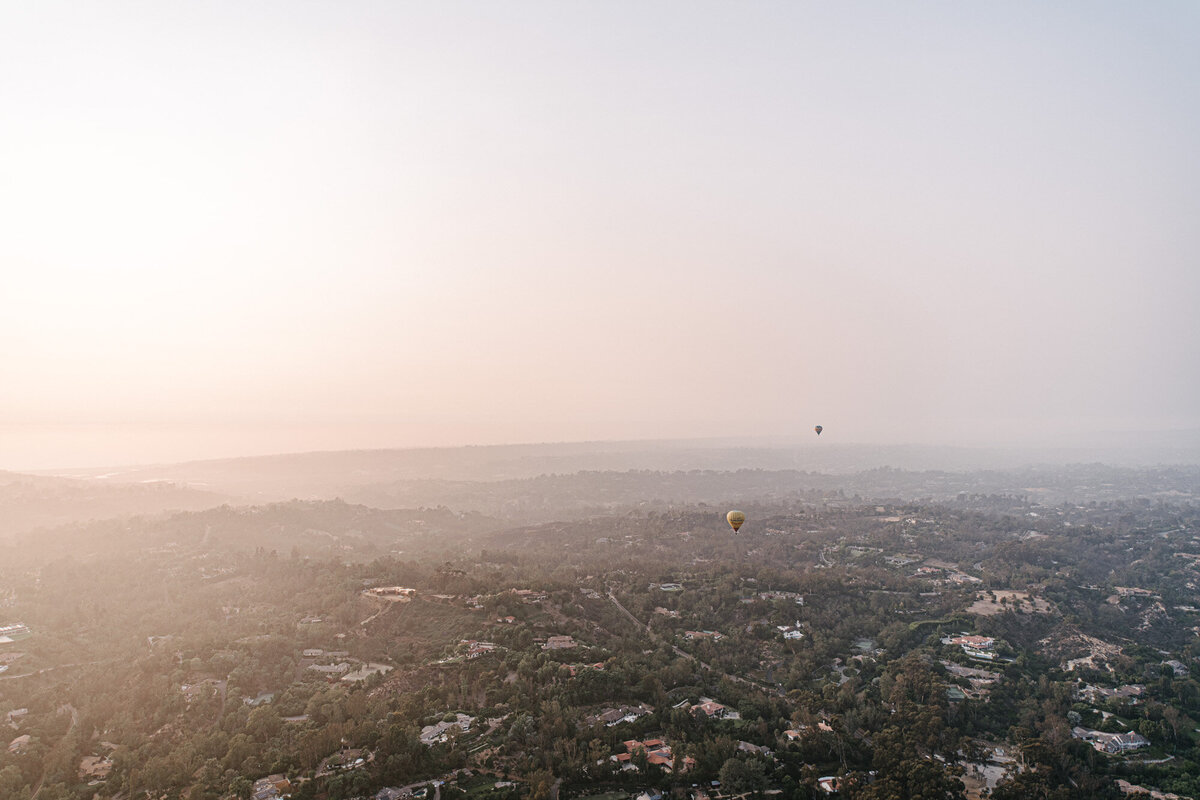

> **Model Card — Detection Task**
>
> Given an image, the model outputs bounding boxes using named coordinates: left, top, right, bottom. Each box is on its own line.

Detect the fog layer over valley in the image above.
left=11, top=440, right=1200, bottom=537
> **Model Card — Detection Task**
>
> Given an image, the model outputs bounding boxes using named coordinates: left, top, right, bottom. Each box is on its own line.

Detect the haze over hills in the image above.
left=5, top=437, right=1199, bottom=539
left=0, top=469, right=228, bottom=538
left=3, top=1, right=1199, bottom=797
left=35, top=434, right=1200, bottom=498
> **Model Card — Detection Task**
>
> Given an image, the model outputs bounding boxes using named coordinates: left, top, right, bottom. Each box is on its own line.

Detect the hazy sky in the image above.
left=2, top=2, right=1198, bottom=470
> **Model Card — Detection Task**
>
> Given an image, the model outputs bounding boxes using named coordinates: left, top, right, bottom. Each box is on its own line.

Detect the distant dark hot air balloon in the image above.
left=726, top=510, right=745, bottom=534
left=814, top=425, right=823, bottom=436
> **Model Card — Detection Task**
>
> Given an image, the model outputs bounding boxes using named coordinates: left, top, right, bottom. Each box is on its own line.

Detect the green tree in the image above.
left=719, top=757, right=768, bottom=796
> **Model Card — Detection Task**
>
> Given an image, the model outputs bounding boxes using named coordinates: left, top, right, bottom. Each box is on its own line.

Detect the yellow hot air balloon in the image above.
left=726, top=510, right=745, bottom=534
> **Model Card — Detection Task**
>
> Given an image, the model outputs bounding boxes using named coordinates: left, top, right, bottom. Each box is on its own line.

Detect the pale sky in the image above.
left=2, top=2, right=1198, bottom=470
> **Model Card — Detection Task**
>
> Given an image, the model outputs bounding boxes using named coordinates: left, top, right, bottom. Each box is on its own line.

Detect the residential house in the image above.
left=738, top=740, right=772, bottom=756
left=308, top=662, right=353, bottom=677
left=611, top=752, right=636, bottom=772
left=365, top=586, right=414, bottom=598
left=817, top=776, right=843, bottom=793
left=694, top=700, right=729, bottom=719
left=949, top=635, right=995, bottom=651
left=592, top=703, right=653, bottom=727
left=419, top=714, right=475, bottom=745
left=564, top=662, right=606, bottom=677
left=1079, top=684, right=1145, bottom=704
left=1072, top=726, right=1151, bottom=754
left=597, top=709, right=626, bottom=726
left=252, top=775, right=292, bottom=800
left=777, top=621, right=805, bottom=640
left=462, top=641, right=497, bottom=659
left=0, top=623, right=31, bottom=642
left=1162, top=660, right=1190, bottom=678
left=619, top=738, right=676, bottom=771
left=79, top=755, right=113, bottom=781
left=759, top=591, right=805, bottom=604
left=1106, top=732, right=1151, bottom=753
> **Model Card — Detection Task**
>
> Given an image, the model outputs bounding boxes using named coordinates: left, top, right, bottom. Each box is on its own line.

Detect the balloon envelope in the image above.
left=726, top=510, right=745, bottom=533
left=814, top=425, right=823, bottom=435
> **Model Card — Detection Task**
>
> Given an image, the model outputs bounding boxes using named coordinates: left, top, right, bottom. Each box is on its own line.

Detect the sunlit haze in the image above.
left=3, top=2, right=1198, bottom=470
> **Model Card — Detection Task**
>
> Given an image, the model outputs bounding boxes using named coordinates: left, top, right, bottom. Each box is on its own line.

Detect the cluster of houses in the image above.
left=683, top=630, right=723, bottom=642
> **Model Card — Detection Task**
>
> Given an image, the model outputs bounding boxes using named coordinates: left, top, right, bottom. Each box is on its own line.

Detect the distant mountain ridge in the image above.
left=0, top=469, right=228, bottom=539
left=33, top=436, right=1200, bottom=503
left=7, top=440, right=1198, bottom=538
